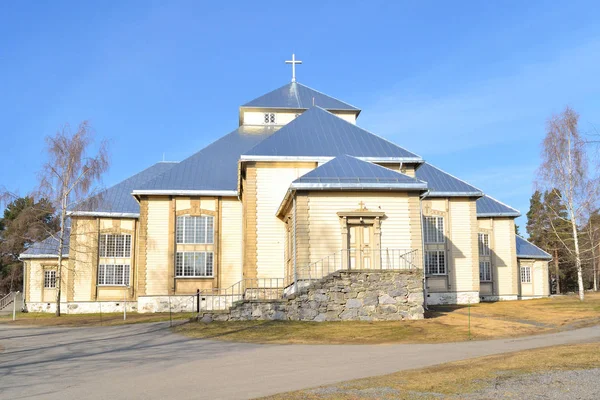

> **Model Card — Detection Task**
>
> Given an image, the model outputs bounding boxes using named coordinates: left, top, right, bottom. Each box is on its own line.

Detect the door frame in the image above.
left=337, top=210, right=385, bottom=270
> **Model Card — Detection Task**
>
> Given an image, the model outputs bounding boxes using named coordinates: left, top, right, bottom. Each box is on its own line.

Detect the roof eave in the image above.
left=477, top=212, right=522, bottom=218
left=19, top=254, right=69, bottom=260
left=517, top=254, right=553, bottom=260
left=131, top=190, right=238, bottom=197
left=425, top=191, right=484, bottom=198
left=290, top=182, right=428, bottom=191
left=68, top=211, right=140, bottom=218
left=240, top=155, right=424, bottom=163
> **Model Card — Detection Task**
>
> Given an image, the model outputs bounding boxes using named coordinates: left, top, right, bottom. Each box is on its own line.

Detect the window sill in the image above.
left=175, top=276, right=214, bottom=279
left=98, top=285, right=130, bottom=288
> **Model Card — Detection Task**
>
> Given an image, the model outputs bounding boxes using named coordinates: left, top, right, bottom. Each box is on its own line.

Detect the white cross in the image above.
left=285, top=53, right=302, bottom=83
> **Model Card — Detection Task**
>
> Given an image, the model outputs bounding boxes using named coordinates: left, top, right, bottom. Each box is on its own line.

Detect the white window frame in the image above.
left=175, top=251, right=214, bottom=278
left=176, top=215, right=214, bottom=244
left=98, top=264, right=131, bottom=286
left=423, top=216, right=445, bottom=244
left=425, top=250, right=446, bottom=275
left=99, top=234, right=132, bottom=258
left=478, top=233, right=490, bottom=256
left=520, top=266, right=532, bottom=283
left=44, top=270, right=56, bottom=289
left=479, top=261, right=492, bottom=282
left=263, top=112, right=276, bottom=125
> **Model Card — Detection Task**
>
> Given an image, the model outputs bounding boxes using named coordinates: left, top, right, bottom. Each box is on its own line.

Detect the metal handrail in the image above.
left=287, top=248, right=420, bottom=290
left=0, top=292, right=16, bottom=311
left=198, top=278, right=284, bottom=312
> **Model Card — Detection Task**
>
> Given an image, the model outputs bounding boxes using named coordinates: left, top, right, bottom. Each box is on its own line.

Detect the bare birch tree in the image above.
left=38, top=121, right=108, bottom=316
left=537, top=107, right=598, bottom=301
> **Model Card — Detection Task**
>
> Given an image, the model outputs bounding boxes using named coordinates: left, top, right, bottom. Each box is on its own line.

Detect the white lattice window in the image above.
left=425, top=250, right=446, bottom=275
left=44, top=270, right=56, bottom=288
left=176, top=216, right=214, bottom=244
left=479, top=261, right=492, bottom=282
left=175, top=252, right=214, bottom=277
left=423, top=216, right=444, bottom=244
left=478, top=233, right=490, bottom=256
left=99, top=234, right=131, bottom=258
left=264, top=113, right=276, bottom=124
left=520, top=266, right=531, bottom=283
left=98, top=264, right=130, bottom=286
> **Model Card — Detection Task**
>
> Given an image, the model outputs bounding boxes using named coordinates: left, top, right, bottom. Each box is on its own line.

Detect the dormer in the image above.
left=239, top=82, right=360, bottom=126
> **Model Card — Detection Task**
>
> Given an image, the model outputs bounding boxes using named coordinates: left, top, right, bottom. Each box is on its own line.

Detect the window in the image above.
left=264, top=113, right=276, bottom=124
left=175, top=252, right=214, bottom=277
left=479, top=261, right=492, bottom=282
left=478, top=233, right=490, bottom=256
left=99, top=234, right=132, bottom=258
left=520, top=266, right=531, bottom=283
left=423, top=216, right=444, bottom=243
left=44, top=270, right=56, bottom=288
left=98, top=264, right=130, bottom=286
left=176, top=216, right=214, bottom=244
left=425, top=250, right=446, bottom=275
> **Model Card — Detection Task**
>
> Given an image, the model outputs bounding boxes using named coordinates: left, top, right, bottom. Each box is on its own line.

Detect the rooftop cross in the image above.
left=285, top=53, right=302, bottom=83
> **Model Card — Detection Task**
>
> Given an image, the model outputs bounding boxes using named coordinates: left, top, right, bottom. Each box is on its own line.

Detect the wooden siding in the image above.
left=71, top=217, right=98, bottom=301
left=492, top=218, right=518, bottom=296
left=220, top=198, right=243, bottom=288
left=243, top=165, right=258, bottom=280
left=255, top=164, right=314, bottom=279
left=145, top=198, right=170, bottom=295
left=448, top=199, right=479, bottom=292
left=137, top=198, right=149, bottom=296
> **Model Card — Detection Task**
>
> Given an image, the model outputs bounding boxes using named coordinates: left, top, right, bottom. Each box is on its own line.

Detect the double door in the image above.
left=348, top=224, right=374, bottom=269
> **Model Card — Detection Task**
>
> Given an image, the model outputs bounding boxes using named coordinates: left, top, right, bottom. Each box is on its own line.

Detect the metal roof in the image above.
left=242, top=82, right=360, bottom=112
left=243, top=107, right=421, bottom=161
left=415, top=162, right=483, bottom=197
left=291, top=155, right=427, bottom=190
left=134, top=126, right=276, bottom=194
left=71, top=161, right=177, bottom=216
left=516, top=235, right=552, bottom=260
left=20, top=229, right=70, bottom=258
left=476, top=195, right=521, bottom=217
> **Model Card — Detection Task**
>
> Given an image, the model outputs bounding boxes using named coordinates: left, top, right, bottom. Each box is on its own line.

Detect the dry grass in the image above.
left=175, top=293, right=600, bottom=344
left=262, top=342, right=600, bottom=399
left=0, top=311, right=194, bottom=327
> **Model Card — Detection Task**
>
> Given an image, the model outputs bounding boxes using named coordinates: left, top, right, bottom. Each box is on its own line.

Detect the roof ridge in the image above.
left=313, top=107, right=423, bottom=160
left=483, top=194, right=520, bottom=214
left=295, top=82, right=360, bottom=111
left=425, top=162, right=483, bottom=193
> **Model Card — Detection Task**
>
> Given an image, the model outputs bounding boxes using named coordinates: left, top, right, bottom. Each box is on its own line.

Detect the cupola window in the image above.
left=264, top=113, right=276, bottom=124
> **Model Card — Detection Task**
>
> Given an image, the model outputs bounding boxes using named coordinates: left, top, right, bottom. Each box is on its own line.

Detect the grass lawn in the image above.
left=174, top=292, right=600, bottom=344
left=261, top=342, right=600, bottom=399
left=0, top=311, right=195, bottom=327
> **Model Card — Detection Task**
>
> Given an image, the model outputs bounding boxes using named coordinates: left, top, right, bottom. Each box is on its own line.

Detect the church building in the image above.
left=20, top=56, right=552, bottom=315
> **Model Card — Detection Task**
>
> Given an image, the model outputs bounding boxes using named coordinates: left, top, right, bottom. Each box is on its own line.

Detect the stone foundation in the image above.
left=199, top=269, right=425, bottom=322
left=480, top=295, right=519, bottom=302
left=426, top=291, right=480, bottom=305
left=137, top=295, right=197, bottom=313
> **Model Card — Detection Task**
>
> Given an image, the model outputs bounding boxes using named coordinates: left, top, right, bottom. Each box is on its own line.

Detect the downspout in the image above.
left=419, top=190, right=430, bottom=311
left=293, top=196, right=297, bottom=294
left=22, top=259, right=26, bottom=311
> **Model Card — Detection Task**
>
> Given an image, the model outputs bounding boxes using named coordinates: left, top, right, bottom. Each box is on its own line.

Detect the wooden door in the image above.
left=348, top=224, right=374, bottom=269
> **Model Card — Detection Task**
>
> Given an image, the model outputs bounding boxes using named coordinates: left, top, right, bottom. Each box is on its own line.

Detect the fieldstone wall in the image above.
left=198, top=269, right=424, bottom=323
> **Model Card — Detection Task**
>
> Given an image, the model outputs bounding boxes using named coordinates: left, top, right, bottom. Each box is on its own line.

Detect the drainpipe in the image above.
left=293, top=196, right=297, bottom=294
left=419, top=190, right=430, bottom=310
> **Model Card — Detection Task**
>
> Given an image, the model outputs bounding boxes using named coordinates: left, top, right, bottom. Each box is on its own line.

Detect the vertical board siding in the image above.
left=449, top=199, right=478, bottom=292
left=243, top=166, right=258, bottom=280
left=221, top=199, right=243, bottom=288
left=255, top=166, right=313, bottom=279
left=493, top=218, right=518, bottom=296
left=146, top=198, right=170, bottom=295
left=72, top=217, right=98, bottom=301
left=28, top=260, right=43, bottom=302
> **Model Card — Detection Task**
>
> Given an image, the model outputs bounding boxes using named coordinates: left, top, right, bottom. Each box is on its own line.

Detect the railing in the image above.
left=0, top=292, right=16, bottom=311
left=199, top=278, right=284, bottom=312
left=286, top=248, right=420, bottom=293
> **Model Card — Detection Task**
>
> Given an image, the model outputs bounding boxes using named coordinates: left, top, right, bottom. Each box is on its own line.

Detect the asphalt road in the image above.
left=1, top=322, right=599, bottom=400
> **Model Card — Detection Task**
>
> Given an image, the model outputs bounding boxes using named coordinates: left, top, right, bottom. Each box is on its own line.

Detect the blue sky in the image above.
left=1, top=1, right=599, bottom=230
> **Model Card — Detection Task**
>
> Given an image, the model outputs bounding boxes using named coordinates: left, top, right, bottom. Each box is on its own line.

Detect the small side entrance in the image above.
left=348, top=224, right=375, bottom=269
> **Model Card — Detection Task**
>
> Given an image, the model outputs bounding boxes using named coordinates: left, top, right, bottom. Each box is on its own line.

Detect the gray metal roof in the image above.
left=476, top=195, right=521, bottom=217
left=242, top=82, right=360, bottom=112
left=291, top=155, right=427, bottom=190
left=72, top=161, right=177, bottom=216
left=21, top=229, right=70, bottom=258
left=243, top=107, right=421, bottom=161
left=134, top=126, right=276, bottom=193
left=516, top=235, right=552, bottom=260
left=415, top=162, right=483, bottom=197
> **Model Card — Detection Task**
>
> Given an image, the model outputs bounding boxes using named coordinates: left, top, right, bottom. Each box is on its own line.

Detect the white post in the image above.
left=12, top=291, right=19, bottom=321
